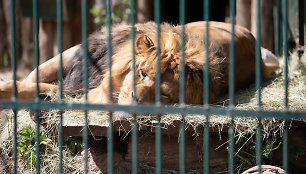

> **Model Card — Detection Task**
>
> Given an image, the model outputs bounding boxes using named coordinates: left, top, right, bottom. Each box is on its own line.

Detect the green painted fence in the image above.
left=1, top=0, right=306, bottom=173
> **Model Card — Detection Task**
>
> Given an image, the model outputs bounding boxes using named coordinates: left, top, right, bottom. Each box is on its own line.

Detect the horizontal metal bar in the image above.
left=1, top=101, right=305, bottom=119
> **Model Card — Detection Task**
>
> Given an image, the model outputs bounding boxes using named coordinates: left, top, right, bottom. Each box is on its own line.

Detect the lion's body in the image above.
left=0, top=21, right=279, bottom=104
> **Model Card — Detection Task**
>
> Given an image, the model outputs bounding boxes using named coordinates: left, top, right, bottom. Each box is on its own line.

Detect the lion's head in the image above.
left=117, top=30, right=210, bottom=105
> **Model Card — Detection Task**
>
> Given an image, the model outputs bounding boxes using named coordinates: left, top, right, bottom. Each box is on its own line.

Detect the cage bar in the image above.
left=32, top=0, right=41, bottom=172
left=228, top=0, right=236, bottom=173
left=33, top=0, right=40, bottom=100
left=203, top=0, right=210, bottom=173
left=106, top=0, right=113, bottom=173
left=130, top=0, right=138, bottom=173
left=56, top=0, right=64, bottom=173
left=256, top=121, right=262, bottom=173
left=2, top=101, right=306, bottom=119
left=179, top=0, right=186, bottom=173
left=154, top=0, right=162, bottom=173
left=81, top=0, right=89, bottom=173
left=283, top=122, right=289, bottom=174
left=282, top=0, right=289, bottom=173
left=9, top=0, right=18, bottom=173
left=255, top=0, right=262, bottom=173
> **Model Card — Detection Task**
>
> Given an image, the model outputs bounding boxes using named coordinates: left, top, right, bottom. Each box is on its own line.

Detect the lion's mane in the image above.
left=63, top=21, right=257, bottom=104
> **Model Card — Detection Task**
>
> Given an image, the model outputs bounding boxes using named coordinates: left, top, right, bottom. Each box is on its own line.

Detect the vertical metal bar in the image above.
left=56, top=0, right=63, bottom=173
left=33, top=0, right=40, bottom=100
left=10, top=0, right=17, bottom=101
left=179, top=0, right=185, bottom=105
left=228, top=119, right=235, bottom=174
left=228, top=0, right=236, bottom=173
left=256, top=0, right=262, bottom=109
left=130, top=0, right=138, bottom=173
left=203, top=116, right=210, bottom=174
left=256, top=120, right=262, bottom=173
left=106, top=0, right=113, bottom=173
left=203, top=0, right=210, bottom=173
left=282, top=0, right=288, bottom=110
left=130, top=0, right=136, bottom=103
left=154, top=0, right=161, bottom=105
left=106, top=0, right=112, bottom=103
left=255, top=0, right=262, bottom=173
left=13, top=109, right=18, bottom=174
left=179, top=0, right=186, bottom=173
left=229, top=0, right=235, bottom=107
left=282, top=0, right=289, bottom=173
left=33, top=0, right=41, bottom=172
left=283, top=121, right=289, bottom=174
left=10, top=0, right=18, bottom=173
left=298, top=0, right=304, bottom=47
left=154, top=0, right=162, bottom=173
left=155, top=115, right=162, bottom=174
left=57, top=0, right=63, bottom=98
left=81, top=0, right=88, bottom=100
left=203, top=0, right=210, bottom=105
left=81, top=0, right=88, bottom=173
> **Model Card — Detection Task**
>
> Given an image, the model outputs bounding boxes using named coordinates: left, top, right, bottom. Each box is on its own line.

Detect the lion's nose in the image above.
left=131, top=91, right=142, bottom=103
left=131, top=91, right=139, bottom=102
left=131, top=91, right=134, bottom=98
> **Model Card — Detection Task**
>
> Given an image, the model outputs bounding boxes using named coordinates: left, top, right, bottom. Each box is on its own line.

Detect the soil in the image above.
left=0, top=67, right=27, bottom=173
left=0, top=153, right=10, bottom=174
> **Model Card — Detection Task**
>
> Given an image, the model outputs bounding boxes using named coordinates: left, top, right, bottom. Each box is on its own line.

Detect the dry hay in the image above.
left=51, top=50, right=305, bottom=137
left=0, top=50, right=305, bottom=173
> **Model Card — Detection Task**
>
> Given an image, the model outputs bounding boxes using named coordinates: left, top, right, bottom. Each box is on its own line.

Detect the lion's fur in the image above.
left=61, top=21, right=263, bottom=105
left=0, top=21, right=277, bottom=104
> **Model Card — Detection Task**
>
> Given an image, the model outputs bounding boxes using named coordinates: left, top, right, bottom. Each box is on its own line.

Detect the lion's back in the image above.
left=63, top=24, right=144, bottom=91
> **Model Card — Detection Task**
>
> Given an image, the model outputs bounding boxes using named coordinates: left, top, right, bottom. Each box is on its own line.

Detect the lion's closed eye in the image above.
left=161, top=93, right=168, bottom=98
left=160, top=92, right=171, bottom=103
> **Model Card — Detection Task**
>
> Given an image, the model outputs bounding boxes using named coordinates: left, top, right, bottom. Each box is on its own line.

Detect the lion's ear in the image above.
left=136, top=35, right=155, bottom=53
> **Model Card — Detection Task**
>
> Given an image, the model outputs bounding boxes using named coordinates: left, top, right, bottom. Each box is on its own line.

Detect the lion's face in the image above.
left=117, top=65, right=180, bottom=105
left=117, top=34, right=203, bottom=105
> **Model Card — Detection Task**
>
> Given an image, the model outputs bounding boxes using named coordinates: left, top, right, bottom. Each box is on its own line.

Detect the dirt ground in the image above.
left=0, top=153, right=10, bottom=174
left=0, top=64, right=112, bottom=173
left=0, top=66, right=30, bottom=143
left=0, top=67, right=28, bottom=173
left=0, top=67, right=113, bottom=174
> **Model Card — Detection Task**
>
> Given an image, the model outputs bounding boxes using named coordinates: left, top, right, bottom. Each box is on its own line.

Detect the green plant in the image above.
left=17, top=125, right=50, bottom=169
left=262, top=138, right=282, bottom=160
left=290, top=144, right=304, bottom=160
left=64, top=136, right=83, bottom=153
left=233, top=134, right=283, bottom=172
left=90, top=0, right=130, bottom=31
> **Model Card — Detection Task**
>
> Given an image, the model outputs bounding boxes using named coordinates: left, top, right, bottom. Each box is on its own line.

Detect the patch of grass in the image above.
left=17, top=125, right=50, bottom=169
left=64, top=136, right=83, bottom=153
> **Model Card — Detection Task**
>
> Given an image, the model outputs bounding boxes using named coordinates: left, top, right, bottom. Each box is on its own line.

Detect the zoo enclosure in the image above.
left=1, top=0, right=306, bottom=173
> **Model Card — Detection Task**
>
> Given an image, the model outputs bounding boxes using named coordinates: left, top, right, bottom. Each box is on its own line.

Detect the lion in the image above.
left=0, top=21, right=279, bottom=105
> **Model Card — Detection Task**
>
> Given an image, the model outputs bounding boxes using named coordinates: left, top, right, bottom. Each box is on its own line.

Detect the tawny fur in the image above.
left=0, top=21, right=279, bottom=105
